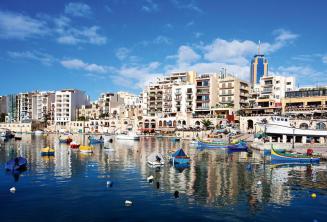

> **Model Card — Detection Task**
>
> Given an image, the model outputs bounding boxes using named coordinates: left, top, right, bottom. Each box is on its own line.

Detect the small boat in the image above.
left=170, top=148, right=190, bottom=164
left=0, top=129, right=14, bottom=139
left=147, top=152, right=165, bottom=166
left=79, top=145, right=94, bottom=153
left=89, top=137, right=104, bottom=144
left=116, top=132, right=140, bottom=140
left=271, top=148, right=320, bottom=164
left=5, top=157, right=27, bottom=171
left=197, top=140, right=229, bottom=148
left=34, top=130, right=44, bottom=135
left=59, top=137, right=73, bottom=144
left=171, top=137, right=181, bottom=142
left=70, top=141, right=80, bottom=149
left=14, top=136, right=22, bottom=140
left=227, top=141, right=248, bottom=152
left=41, top=147, right=55, bottom=156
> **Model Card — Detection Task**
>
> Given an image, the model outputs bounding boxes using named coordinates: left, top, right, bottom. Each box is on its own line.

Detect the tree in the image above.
left=78, top=116, right=86, bottom=121
left=201, top=119, right=213, bottom=130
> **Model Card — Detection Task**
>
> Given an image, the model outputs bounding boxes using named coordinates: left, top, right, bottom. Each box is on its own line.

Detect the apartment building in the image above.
left=31, top=91, right=55, bottom=122
left=77, top=103, right=101, bottom=120
left=98, top=92, right=124, bottom=117
left=211, top=74, right=250, bottom=118
left=117, top=91, right=142, bottom=107
left=282, top=87, right=327, bottom=115
left=143, top=71, right=197, bottom=117
left=17, top=92, right=33, bottom=122
left=54, top=89, right=89, bottom=126
left=195, top=73, right=219, bottom=116
left=242, top=75, right=295, bottom=116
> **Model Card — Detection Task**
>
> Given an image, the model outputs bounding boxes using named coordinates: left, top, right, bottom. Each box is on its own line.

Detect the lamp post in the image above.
left=292, top=126, right=295, bottom=149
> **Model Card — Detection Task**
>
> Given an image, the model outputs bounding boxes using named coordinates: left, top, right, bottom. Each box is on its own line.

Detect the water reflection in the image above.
left=1, top=135, right=327, bottom=212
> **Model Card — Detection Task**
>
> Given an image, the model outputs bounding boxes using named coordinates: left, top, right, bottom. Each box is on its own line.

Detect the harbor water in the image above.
left=1, top=134, right=327, bottom=222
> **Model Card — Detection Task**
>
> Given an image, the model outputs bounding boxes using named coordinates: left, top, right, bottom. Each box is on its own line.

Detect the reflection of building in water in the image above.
left=54, top=144, right=72, bottom=178
left=270, top=167, right=292, bottom=205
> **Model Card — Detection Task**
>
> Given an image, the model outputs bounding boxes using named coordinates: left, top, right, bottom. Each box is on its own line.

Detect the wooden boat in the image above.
left=170, top=148, right=190, bottom=164
left=70, top=141, right=80, bottom=149
left=89, top=137, right=104, bottom=144
left=197, top=139, right=229, bottom=148
left=147, top=152, right=165, bottom=166
left=5, top=157, right=27, bottom=171
left=116, top=132, right=140, bottom=140
left=271, top=148, right=320, bottom=164
left=41, top=147, right=55, bottom=156
left=79, top=145, right=94, bottom=153
left=227, top=141, right=248, bottom=152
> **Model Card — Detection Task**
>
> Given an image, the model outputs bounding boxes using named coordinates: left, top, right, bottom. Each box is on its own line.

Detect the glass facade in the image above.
left=250, top=55, right=268, bottom=85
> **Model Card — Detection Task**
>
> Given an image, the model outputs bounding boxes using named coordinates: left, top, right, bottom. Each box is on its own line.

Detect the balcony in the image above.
left=197, top=90, right=210, bottom=95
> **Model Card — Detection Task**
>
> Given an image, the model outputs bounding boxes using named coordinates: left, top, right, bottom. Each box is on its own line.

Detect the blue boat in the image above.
left=197, top=140, right=229, bottom=148
left=171, top=137, right=181, bottom=142
left=227, top=141, right=248, bottom=152
left=271, top=148, right=320, bottom=164
left=89, top=137, right=104, bottom=144
left=170, top=148, right=190, bottom=164
left=5, top=157, right=27, bottom=171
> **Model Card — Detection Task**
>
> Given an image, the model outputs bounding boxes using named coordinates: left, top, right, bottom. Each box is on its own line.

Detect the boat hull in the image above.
left=197, top=141, right=228, bottom=148
left=271, top=149, right=320, bottom=164
left=116, top=135, right=140, bottom=140
left=171, top=157, right=190, bottom=164
left=5, top=157, right=27, bottom=171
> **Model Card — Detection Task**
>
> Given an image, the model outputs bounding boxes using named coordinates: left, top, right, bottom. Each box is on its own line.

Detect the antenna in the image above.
left=258, top=40, right=261, bottom=55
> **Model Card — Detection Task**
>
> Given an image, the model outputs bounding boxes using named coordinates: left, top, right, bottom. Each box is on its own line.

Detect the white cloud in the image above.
left=273, top=29, right=299, bottom=42
left=7, top=50, right=55, bottom=65
left=186, top=21, right=194, bottom=27
left=194, top=32, right=203, bottom=38
left=177, top=45, right=200, bottom=64
left=171, top=0, right=202, bottom=13
left=0, top=10, right=49, bottom=39
left=323, top=55, right=327, bottom=64
left=116, top=47, right=130, bottom=60
left=153, top=35, right=172, bottom=44
left=65, top=2, right=92, bottom=17
left=141, top=0, right=159, bottom=13
left=54, top=16, right=107, bottom=45
left=61, top=59, right=108, bottom=73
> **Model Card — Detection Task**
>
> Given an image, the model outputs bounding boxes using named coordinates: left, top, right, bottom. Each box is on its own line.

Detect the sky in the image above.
left=1, top=0, right=327, bottom=100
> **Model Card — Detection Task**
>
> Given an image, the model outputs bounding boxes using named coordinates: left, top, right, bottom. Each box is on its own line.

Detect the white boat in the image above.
left=34, top=130, right=44, bottom=135
left=257, top=116, right=327, bottom=137
left=0, top=128, right=13, bottom=138
left=103, top=134, right=114, bottom=142
left=147, top=152, right=165, bottom=166
left=116, top=132, right=140, bottom=140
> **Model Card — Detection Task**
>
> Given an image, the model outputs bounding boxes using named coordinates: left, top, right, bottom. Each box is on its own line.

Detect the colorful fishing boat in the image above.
left=271, top=148, right=320, bottom=164
left=227, top=141, right=248, bottom=152
left=197, top=139, right=229, bottom=148
left=41, top=147, right=55, bottom=156
left=89, top=137, right=104, bottom=144
left=70, top=141, right=80, bottom=149
left=5, top=157, right=27, bottom=171
left=79, top=145, right=94, bottom=153
left=170, top=148, right=190, bottom=164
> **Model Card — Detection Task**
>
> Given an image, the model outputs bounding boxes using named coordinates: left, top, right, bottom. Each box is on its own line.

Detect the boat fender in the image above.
left=10, top=187, right=16, bottom=193
left=257, top=181, right=262, bottom=185
left=125, top=200, right=133, bottom=206
left=147, top=175, right=154, bottom=183
left=174, top=191, right=179, bottom=198
left=106, top=181, right=113, bottom=187
left=311, top=193, right=317, bottom=199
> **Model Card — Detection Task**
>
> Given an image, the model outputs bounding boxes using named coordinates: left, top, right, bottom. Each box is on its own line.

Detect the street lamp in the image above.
left=292, top=126, right=295, bottom=149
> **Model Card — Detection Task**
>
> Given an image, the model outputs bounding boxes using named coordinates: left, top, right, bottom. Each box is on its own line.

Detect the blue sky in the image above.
left=1, top=0, right=327, bottom=99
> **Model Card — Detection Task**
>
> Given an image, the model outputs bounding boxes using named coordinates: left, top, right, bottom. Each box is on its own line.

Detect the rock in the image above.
left=10, top=187, right=16, bottom=193
left=125, top=200, right=132, bottom=206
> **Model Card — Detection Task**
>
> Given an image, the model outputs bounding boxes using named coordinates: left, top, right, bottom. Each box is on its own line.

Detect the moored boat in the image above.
left=79, top=145, right=94, bottom=153
left=70, top=141, right=80, bottom=149
left=5, top=157, right=27, bottom=171
left=41, top=147, right=55, bottom=156
left=170, top=148, right=190, bottom=164
left=88, top=137, right=104, bottom=144
left=197, top=140, right=229, bottom=148
left=271, top=148, right=320, bottom=164
left=59, top=135, right=73, bottom=144
left=116, top=132, right=140, bottom=140
left=227, top=141, right=248, bottom=152
left=34, top=130, right=44, bottom=135
left=147, top=152, right=165, bottom=166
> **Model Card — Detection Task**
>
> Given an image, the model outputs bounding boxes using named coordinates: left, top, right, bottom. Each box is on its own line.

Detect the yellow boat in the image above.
left=79, top=146, right=94, bottom=153
left=41, top=147, right=55, bottom=156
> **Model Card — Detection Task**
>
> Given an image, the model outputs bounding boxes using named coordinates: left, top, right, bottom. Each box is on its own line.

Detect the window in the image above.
left=286, top=82, right=291, bottom=85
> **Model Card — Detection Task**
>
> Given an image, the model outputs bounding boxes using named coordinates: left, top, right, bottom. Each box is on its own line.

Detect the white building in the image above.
left=54, top=89, right=89, bottom=126
left=171, top=84, right=196, bottom=115
left=117, top=91, right=142, bottom=107
left=31, top=91, right=55, bottom=122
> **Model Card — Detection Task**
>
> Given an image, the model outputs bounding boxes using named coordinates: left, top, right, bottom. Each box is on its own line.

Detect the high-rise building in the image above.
left=54, top=89, right=90, bottom=126
left=6, top=94, right=17, bottom=123
left=250, top=42, right=268, bottom=85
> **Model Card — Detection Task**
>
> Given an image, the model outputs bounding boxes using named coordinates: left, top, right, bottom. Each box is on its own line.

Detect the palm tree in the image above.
left=201, top=119, right=213, bottom=130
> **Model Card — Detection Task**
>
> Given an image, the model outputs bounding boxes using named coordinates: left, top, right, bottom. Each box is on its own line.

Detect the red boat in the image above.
left=70, top=141, right=80, bottom=149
